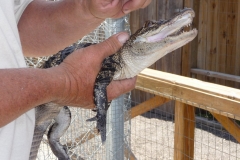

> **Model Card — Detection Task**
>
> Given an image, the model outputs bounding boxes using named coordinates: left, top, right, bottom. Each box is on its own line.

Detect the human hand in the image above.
left=82, top=0, right=152, bottom=19
left=51, top=32, right=136, bottom=109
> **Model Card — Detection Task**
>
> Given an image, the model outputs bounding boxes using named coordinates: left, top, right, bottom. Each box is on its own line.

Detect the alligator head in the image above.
left=113, top=8, right=198, bottom=80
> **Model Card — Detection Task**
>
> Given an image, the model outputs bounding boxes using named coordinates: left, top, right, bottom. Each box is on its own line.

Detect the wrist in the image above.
left=47, top=64, right=91, bottom=107
left=46, top=66, right=71, bottom=105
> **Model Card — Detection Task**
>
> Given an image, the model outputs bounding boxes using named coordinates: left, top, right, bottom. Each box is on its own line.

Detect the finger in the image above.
left=141, top=0, right=152, bottom=8
left=107, top=76, right=137, bottom=100
left=87, top=0, right=123, bottom=19
left=87, top=32, right=129, bottom=61
left=123, top=0, right=152, bottom=14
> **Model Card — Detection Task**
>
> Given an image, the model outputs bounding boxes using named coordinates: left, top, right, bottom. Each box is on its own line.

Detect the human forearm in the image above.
left=18, top=0, right=102, bottom=57
left=0, top=68, right=66, bottom=127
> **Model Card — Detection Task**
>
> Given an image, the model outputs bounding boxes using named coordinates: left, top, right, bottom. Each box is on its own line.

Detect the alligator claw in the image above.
left=96, top=115, right=107, bottom=143
left=92, top=108, right=97, bottom=112
left=86, top=113, right=107, bottom=143
left=86, top=116, right=98, bottom=122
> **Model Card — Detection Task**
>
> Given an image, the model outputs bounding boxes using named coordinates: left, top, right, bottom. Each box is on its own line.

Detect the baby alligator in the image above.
left=30, top=8, right=197, bottom=160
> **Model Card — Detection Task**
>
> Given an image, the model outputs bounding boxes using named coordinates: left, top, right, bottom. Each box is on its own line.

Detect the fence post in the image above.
left=174, top=101, right=195, bottom=160
left=105, top=16, right=128, bottom=160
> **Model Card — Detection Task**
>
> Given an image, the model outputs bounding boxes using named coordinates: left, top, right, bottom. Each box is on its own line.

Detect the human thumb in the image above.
left=94, top=32, right=129, bottom=59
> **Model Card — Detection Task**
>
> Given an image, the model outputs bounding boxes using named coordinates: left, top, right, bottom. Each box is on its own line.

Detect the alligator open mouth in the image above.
left=134, top=8, right=197, bottom=43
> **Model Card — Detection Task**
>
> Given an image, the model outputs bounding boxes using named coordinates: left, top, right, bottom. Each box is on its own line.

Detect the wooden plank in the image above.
left=172, top=0, right=183, bottom=76
left=205, top=0, right=218, bottom=83
left=211, top=112, right=240, bottom=143
left=190, top=0, right=200, bottom=70
left=226, top=0, right=238, bottom=87
left=236, top=0, right=240, bottom=88
left=147, top=0, right=157, bottom=20
left=197, top=0, right=208, bottom=81
left=191, top=68, right=240, bottom=82
left=174, top=102, right=195, bottom=160
left=136, top=68, right=240, bottom=120
left=216, top=0, right=227, bottom=85
left=130, top=10, right=140, bottom=33
left=182, top=0, right=193, bottom=77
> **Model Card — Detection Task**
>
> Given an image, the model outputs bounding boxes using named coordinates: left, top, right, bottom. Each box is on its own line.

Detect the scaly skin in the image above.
left=30, top=8, right=197, bottom=159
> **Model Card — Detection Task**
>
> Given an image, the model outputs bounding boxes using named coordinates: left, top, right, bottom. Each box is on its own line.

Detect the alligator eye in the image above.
left=144, top=20, right=163, bottom=28
left=143, top=20, right=152, bottom=28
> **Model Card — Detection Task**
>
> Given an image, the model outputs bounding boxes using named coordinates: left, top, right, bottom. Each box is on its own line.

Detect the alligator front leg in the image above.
left=87, top=55, right=119, bottom=142
left=94, top=83, right=111, bottom=142
left=48, top=106, right=71, bottom=160
left=87, top=83, right=112, bottom=142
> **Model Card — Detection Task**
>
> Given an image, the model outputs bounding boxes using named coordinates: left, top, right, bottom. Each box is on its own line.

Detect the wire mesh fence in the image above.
left=194, top=108, right=240, bottom=160
left=130, top=95, right=240, bottom=160
left=130, top=100, right=175, bottom=160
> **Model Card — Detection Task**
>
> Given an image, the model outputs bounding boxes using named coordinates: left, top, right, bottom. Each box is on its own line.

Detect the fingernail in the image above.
left=117, top=32, right=129, bottom=44
left=123, top=9, right=131, bottom=14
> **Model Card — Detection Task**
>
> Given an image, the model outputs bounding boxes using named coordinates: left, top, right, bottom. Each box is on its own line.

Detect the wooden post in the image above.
left=174, top=101, right=195, bottom=160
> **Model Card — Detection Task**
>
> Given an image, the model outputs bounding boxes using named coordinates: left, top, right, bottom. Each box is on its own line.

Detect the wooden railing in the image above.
left=68, top=68, right=240, bottom=160
left=136, top=68, right=240, bottom=160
